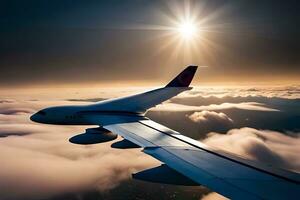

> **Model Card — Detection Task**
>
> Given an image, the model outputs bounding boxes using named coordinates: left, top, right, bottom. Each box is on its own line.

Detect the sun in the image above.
left=177, top=21, right=198, bottom=39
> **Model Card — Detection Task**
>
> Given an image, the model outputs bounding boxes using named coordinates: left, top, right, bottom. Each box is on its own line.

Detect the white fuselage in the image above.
left=30, top=87, right=186, bottom=125
left=31, top=105, right=93, bottom=125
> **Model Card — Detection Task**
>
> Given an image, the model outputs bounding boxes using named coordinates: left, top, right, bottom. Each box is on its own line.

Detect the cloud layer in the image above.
left=176, top=85, right=300, bottom=99
left=201, top=192, right=228, bottom=200
left=202, top=127, right=300, bottom=173
left=0, top=99, right=158, bottom=200
left=0, top=85, right=299, bottom=200
left=151, top=102, right=279, bottom=112
left=187, top=111, right=233, bottom=124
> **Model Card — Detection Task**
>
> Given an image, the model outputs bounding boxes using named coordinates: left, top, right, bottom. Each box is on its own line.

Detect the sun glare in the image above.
left=129, top=0, right=220, bottom=63
left=177, top=21, right=198, bottom=39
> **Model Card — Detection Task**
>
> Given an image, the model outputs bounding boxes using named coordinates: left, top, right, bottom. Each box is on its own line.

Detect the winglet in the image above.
left=166, top=65, right=198, bottom=87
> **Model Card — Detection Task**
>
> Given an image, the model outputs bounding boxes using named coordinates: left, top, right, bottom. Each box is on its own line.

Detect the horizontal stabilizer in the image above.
left=132, top=164, right=198, bottom=186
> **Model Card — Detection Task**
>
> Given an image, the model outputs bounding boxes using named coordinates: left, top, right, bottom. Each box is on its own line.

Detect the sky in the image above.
left=0, top=1, right=300, bottom=200
left=0, top=0, right=300, bottom=86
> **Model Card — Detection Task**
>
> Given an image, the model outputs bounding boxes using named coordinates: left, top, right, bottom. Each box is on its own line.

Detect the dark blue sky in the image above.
left=0, top=0, right=299, bottom=86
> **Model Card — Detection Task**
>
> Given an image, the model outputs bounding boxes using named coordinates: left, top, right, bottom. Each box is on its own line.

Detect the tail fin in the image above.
left=166, top=65, right=198, bottom=87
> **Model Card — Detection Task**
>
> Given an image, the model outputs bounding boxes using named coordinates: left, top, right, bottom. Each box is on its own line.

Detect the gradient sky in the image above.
left=1, top=0, right=299, bottom=86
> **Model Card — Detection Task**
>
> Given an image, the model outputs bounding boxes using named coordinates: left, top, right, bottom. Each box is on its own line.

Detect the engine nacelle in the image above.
left=69, top=127, right=117, bottom=145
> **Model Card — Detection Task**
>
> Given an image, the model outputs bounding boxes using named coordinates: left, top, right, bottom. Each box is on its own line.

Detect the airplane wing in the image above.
left=87, top=65, right=198, bottom=113
left=88, top=117, right=300, bottom=200
left=82, top=66, right=300, bottom=199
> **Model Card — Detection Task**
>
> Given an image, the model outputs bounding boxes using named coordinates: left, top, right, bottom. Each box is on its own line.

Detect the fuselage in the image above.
left=30, top=87, right=181, bottom=125
left=30, top=96, right=145, bottom=125
left=30, top=105, right=93, bottom=125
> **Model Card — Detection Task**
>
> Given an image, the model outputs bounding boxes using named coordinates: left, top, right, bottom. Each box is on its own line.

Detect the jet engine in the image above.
left=69, top=127, right=117, bottom=145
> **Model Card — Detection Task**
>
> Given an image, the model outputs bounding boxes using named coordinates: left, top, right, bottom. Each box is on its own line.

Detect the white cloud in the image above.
left=201, top=127, right=300, bottom=200
left=177, top=85, right=300, bottom=99
left=202, top=127, right=300, bottom=173
left=201, top=192, right=228, bottom=200
left=151, top=102, right=279, bottom=112
left=0, top=85, right=299, bottom=199
left=187, top=111, right=233, bottom=125
left=0, top=99, right=158, bottom=200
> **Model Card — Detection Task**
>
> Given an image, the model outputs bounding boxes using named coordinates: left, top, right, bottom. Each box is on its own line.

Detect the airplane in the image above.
left=31, top=66, right=300, bottom=200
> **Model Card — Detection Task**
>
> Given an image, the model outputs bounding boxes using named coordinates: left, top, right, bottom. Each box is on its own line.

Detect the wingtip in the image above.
left=166, top=65, right=198, bottom=87
left=187, top=65, right=198, bottom=69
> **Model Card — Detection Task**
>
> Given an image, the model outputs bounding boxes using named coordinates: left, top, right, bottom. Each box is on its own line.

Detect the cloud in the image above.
left=0, top=138, right=157, bottom=200
left=201, top=192, right=228, bottom=200
left=0, top=99, right=158, bottom=200
left=0, top=107, right=34, bottom=115
left=0, top=124, right=47, bottom=137
left=187, top=111, right=233, bottom=124
left=151, top=88, right=300, bottom=133
left=151, top=102, right=279, bottom=112
left=201, top=127, right=300, bottom=200
left=0, top=86, right=300, bottom=199
left=202, top=127, right=300, bottom=173
left=176, top=85, right=300, bottom=99
left=0, top=99, right=16, bottom=103
left=186, top=111, right=234, bottom=133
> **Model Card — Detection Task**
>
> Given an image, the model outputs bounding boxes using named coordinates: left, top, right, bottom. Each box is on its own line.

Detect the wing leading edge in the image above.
left=87, top=66, right=198, bottom=113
